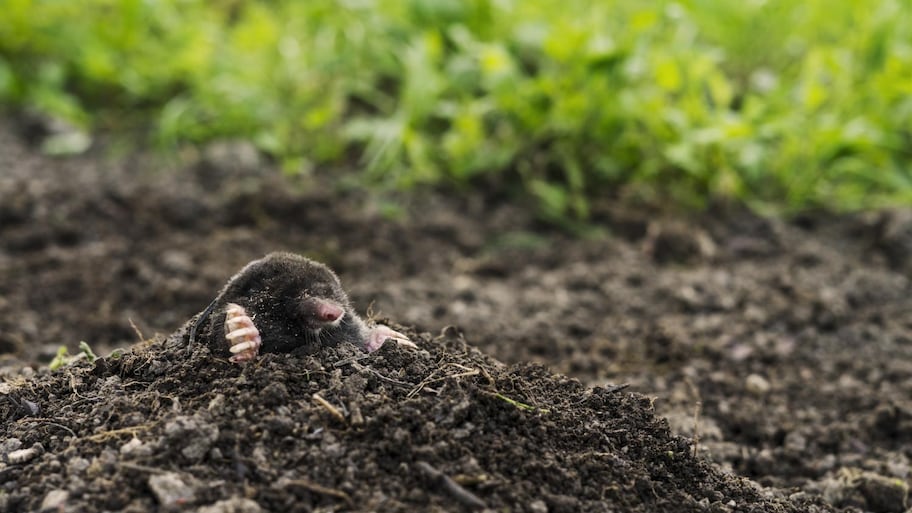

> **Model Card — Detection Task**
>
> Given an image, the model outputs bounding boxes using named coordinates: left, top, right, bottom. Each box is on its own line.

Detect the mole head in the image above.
left=252, top=252, right=351, bottom=334
left=292, top=280, right=349, bottom=332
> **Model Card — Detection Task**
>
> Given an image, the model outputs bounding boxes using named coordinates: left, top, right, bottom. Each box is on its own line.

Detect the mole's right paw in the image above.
left=365, top=325, right=416, bottom=353
left=224, top=303, right=262, bottom=363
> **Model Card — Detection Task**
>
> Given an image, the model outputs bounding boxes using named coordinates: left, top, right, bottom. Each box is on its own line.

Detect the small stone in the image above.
left=544, top=492, right=580, bottom=513
left=86, top=449, right=118, bottom=478
left=0, top=438, right=22, bottom=453
left=120, top=438, right=152, bottom=457
left=207, top=394, right=226, bottom=413
left=7, top=443, right=42, bottom=464
left=67, top=457, right=90, bottom=475
left=148, top=472, right=196, bottom=506
left=784, top=430, right=808, bottom=452
left=745, top=374, right=771, bottom=395
left=40, top=490, right=69, bottom=510
left=529, top=499, right=549, bottom=513
left=201, top=139, right=262, bottom=174
left=19, top=399, right=40, bottom=416
left=40, top=128, right=92, bottom=157
left=197, top=497, right=264, bottom=513
left=161, top=250, right=193, bottom=274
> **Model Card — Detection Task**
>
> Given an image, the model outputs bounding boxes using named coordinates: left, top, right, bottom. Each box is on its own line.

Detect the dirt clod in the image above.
left=148, top=471, right=198, bottom=507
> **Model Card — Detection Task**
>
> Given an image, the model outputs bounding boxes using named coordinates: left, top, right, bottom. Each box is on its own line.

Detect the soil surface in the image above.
left=2, top=118, right=912, bottom=512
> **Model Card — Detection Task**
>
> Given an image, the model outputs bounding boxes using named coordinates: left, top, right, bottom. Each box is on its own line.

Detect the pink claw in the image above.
left=365, top=325, right=416, bottom=353
left=224, top=303, right=262, bottom=363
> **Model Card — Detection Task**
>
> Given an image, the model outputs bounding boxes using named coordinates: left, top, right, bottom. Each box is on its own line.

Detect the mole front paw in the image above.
left=365, top=325, right=417, bottom=353
left=224, top=303, right=262, bottom=363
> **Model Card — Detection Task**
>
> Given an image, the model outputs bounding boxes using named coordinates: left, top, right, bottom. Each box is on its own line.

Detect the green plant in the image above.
left=1, top=0, right=910, bottom=218
left=47, top=341, right=98, bottom=370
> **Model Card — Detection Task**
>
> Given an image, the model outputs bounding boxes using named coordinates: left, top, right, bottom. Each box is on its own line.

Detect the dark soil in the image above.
left=2, top=118, right=912, bottom=512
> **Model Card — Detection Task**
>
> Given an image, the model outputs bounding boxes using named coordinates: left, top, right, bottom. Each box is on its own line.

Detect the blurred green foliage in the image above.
left=1, top=0, right=911, bottom=217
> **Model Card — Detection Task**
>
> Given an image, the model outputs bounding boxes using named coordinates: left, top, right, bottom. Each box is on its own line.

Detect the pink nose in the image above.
left=317, top=302, right=344, bottom=322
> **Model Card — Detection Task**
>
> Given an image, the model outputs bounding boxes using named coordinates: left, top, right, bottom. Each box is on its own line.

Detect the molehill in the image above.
left=1, top=322, right=831, bottom=512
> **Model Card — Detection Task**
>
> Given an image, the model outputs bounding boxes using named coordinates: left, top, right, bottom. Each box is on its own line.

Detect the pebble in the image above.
left=40, top=490, right=69, bottom=510
left=67, top=457, right=90, bottom=476
left=745, top=374, right=771, bottom=395
left=161, top=249, right=193, bottom=274
left=783, top=430, right=808, bottom=452
left=148, top=472, right=196, bottom=506
left=197, top=498, right=264, bottom=513
left=207, top=393, right=226, bottom=413
left=201, top=139, right=262, bottom=174
left=120, top=437, right=153, bottom=457
left=7, top=443, right=43, bottom=464
left=0, top=438, right=22, bottom=453
left=529, top=499, right=549, bottom=513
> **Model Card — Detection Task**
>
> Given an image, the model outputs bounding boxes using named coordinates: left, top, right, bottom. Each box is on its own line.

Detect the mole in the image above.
left=188, top=252, right=415, bottom=362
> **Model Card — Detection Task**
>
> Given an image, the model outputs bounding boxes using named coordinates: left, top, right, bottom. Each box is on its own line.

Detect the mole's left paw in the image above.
left=224, top=303, right=262, bottom=363
left=365, top=325, right=417, bottom=353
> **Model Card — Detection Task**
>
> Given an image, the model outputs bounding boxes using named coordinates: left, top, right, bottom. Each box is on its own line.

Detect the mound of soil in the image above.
left=2, top=117, right=912, bottom=512
left=2, top=324, right=829, bottom=512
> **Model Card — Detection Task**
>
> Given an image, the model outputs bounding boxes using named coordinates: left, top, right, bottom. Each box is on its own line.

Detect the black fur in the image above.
left=189, top=252, right=369, bottom=356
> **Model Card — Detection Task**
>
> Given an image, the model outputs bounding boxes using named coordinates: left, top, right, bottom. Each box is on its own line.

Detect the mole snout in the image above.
left=188, top=252, right=416, bottom=362
left=317, top=302, right=343, bottom=323
left=300, top=297, right=345, bottom=328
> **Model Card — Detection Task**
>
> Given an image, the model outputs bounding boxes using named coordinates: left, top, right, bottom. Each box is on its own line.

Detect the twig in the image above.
left=692, top=400, right=702, bottom=459
left=477, top=365, right=495, bottom=386
left=282, top=478, right=353, bottom=506
left=128, top=317, right=145, bottom=342
left=332, top=354, right=372, bottom=368
left=18, top=419, right=77, bottom=439
left=349, top=362, right=412, bottom=388
left=416, top=461, right=486, bottom=509
left=188, top=297, right=219, bottom=353
left=684, top=377, right=702, bottom=459
left=483, top=391, right=550, bottom=414
left=86, top=423, right=154, bottom=442
left=604, top=383, right=630, bottom=394
left=68, top=372, right=89, bottom=400
left=312, top=394, right=346, bottom=423
left=432, top=369, right=479, bottom=382
left=408, top=364, right=481, bottom=399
